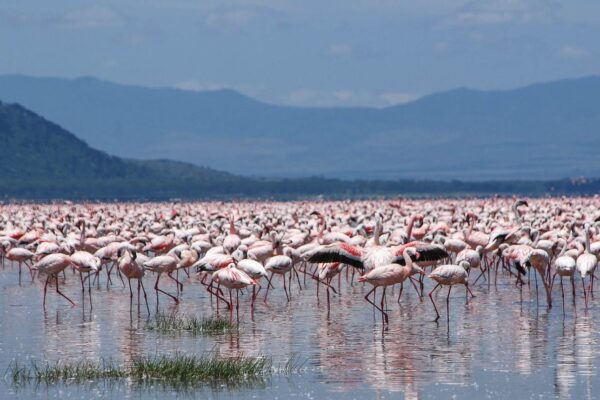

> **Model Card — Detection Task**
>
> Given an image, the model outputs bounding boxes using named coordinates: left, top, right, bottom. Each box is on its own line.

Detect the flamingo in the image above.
left=551, top=239, right=577, bottom=310
left=264, top=249, right=294, bottom=302
left=223, top=217, right=241, bottom=254
left=70, top=250, right=101, bottom=307
left=6, top=246, right=35, bottom=282
left=235, top=256, right=267, bottom=305
left=576, top=223, right=597, bottom=308
left=428, top=261, right=475, bottom=323
left=143, top=252, right=180, bottom=306
left=118, top=249, right=150, bottom=314
left=358, top=248, right=425, bottom=325
left=210, top=263, right=257, bottom=321
left=32, top=253, right=75, bottom=307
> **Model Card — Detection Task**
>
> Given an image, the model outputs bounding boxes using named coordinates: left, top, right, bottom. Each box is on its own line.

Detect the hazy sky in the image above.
left=1, top=0, right=599, bottom=106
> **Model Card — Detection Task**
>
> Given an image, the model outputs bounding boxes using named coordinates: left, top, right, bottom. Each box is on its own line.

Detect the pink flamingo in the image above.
left=357, top=248, right=425, bottom=325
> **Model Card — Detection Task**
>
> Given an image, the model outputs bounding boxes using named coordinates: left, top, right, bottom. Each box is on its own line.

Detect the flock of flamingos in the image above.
left=1, top=197, right=599, bottom=327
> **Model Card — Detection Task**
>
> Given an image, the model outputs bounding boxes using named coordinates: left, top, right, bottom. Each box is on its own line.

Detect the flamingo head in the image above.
left=411, top=264, right=425, bottom=276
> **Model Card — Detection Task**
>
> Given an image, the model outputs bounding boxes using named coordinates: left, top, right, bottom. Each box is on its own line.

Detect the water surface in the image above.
left=0, top=263, right=598, bottom=399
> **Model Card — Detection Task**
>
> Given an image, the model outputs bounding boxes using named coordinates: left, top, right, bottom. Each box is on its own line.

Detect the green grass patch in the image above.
left=129, top=354, right=271, bottom=383
left=147, top=312, right=236, bottom=335
left=7, top=353, right=278, bottom=387
left=7, top=359, right=125, bottom=384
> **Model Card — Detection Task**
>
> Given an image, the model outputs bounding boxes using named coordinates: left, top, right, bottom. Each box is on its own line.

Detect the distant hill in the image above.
left=0, top=101, right=257, bottom=198
left=1, top=99, right=600, bottom=200
left=1, top=75, right=599, bottom=180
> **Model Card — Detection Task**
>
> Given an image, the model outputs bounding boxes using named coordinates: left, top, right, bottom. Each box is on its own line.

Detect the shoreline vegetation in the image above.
left=7, top=354, right=303, bottom=387
left=1, top=176, right=599, bottom=201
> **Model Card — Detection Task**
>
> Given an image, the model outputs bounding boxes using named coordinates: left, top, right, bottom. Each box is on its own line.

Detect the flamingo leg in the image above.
left=106, top=263, right=114, bottom=288
left=155, top=274, right=179, bottom=306
left=137, top=279, right=141, bottom=314
left=397, top=282, right=404, bottom=303
left=55, top=274, right=76, bottom=306
left=294, top=268, right=303, bottom=291
left=560, top=276, right=565, bottom=312
left=582, top=277, right=588, bottom=308
left=571, top=275, right=576, bottom=307
left=364, top=286, right=386, bottom=322
left=408, top=277, right=423, bottom=300
left=25, top=260, right=35, bottom=281
left=236, top=290, right=240, bottom=323
left=207, top=284, right=231, bottom=310
left=380, top=286, right=389, bottom=324
left=534, top=269, right=539, bottom=304
left=465, top=282, right=475, bottom=303
left=263, top=272, right=274, bottom=303
left=310, top=274, right=338, bottom=294
left=326, top=278, right=330, bottom=317
left=128, top=278, right=133, bottom=313
left=229, top=290, right=233, bottom=321
left=428, top=283, right=441, bottom=322
left=168, top=272, right=183, bottom=295
left=473, top=268, right=486, bottom=285
left=88, top=272, right=93, bottom=308
left=446, top=285, right=452, bottom=323
left=282, top=274, right=290, bottom=302
left=79, top=272, right=85, bottom=298
left=43, top=274, right=50, bottom=308
left=140, top=279, right=150, bottom=315
left=116, top=264, right=126, bottom=288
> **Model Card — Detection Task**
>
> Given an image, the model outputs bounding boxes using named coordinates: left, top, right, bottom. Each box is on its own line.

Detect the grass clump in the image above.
left=129, top=354, right=271, bottom=383
left=148, top=312, right=235, bottom=334
left=8, top=359, right=124, bottom=384
left=7, top=353, right=273, bottom=387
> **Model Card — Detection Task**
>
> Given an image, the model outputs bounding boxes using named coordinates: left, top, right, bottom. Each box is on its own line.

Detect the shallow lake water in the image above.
left=0, top=261, right=599, bottom=399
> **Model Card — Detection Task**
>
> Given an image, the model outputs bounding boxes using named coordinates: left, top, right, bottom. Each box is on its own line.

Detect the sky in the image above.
left=1, top=0, right=599, bottom=107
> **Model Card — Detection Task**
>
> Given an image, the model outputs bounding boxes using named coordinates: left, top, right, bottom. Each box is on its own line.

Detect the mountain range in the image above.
left=0, top=74, right=599, bottom=180
left=1, top=99, right=600, bottom=199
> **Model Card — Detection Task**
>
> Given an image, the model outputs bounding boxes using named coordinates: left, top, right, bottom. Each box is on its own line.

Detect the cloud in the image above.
left=450, top=0, right=560, bottom=25
left=283, top=89, right=419, bottom=107
left=204, top=9, right=257, bottom=28
left=57, top=6, right=124, bottom=30
left=558, top=46, right=589, bottom=58
left=379, top=92, right=419, bottom=105
left=173, top=80, right=229, bottom=91
left=286, top=89, right=319, bottom=105
left=328, top=43, right=353, bottom=56
left=200, top=5, right=284, bottom=31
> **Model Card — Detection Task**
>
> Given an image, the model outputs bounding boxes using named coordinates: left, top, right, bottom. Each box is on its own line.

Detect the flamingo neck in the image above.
left=403, top=248, right=413, bottom=270
left=374, top=221, right=382, bottom=246
left=512, top=204, right=522, bottom=224
left=557, top=240, right=567, bottom=257
left=531, top=230, right=540, bottom=247
left=461, top=215, right=475, bottom=241
left=406, top=217, right=416, bottom=241
left=585, top=228, right=591, bottom=253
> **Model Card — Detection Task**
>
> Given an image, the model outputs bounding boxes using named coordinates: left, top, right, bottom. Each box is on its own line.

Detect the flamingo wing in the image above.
left=393, top=243, right=448, bottom=265
left=305, top=243, right=365, bottom=270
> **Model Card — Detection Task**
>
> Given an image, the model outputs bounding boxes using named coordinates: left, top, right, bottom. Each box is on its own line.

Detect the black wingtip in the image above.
left=514, top=261, right=527, bottom=275
left=307, top=252, right=364, bottom=271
